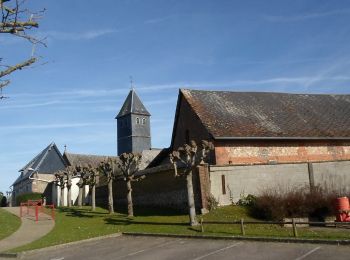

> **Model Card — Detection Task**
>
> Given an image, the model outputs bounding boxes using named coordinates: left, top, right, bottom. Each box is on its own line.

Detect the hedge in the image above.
left=16, top=192, right=43, bottom=206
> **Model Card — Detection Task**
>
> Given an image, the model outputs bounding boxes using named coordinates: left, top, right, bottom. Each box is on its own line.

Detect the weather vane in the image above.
left=130, top=76, right=134, bottom=90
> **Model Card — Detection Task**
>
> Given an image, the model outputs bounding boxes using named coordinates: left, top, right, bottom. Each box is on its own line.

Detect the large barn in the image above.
left=117, top=89, right=350, bottom=212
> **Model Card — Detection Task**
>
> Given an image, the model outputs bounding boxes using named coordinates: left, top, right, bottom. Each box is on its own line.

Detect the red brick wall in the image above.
left=214, top=140, right=350, bottom=165
left=172, top=94, right=212, bottom=149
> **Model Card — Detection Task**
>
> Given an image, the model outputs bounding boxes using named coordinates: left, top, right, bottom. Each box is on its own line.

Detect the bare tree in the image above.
left=54, top=171, right=66, bottom=207
left=97, top=158, right=118, bottom=214
left=117, top=153, right=143, bottom=217
left=0, top=0, right=45, bottom=98
left=75, top=164, right=89, bottom=208
left=65, top=166, right=74, bottom=207
left=85, top=164, right=99, bottom=211
left=170, top=140, right=214, bottom=226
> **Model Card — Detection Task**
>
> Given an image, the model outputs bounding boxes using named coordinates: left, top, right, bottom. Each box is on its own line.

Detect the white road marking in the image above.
left=50, top=258, right=64, bottom=260
left=118, top=239, right=180, bottom=258
left=191, top=242, right=243, bottom=260
left=294, top=246, right=321, bottom=260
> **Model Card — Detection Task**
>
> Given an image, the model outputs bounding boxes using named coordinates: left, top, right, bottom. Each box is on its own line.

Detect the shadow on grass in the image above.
left=104, top=217, right=189, bottom=227
left=57, top=207, right=108, bottom=218
left=112, top=205, right=186, bottom=217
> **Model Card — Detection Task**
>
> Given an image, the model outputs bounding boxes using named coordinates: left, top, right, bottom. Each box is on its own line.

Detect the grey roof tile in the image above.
left=181, top=89, right=350, bottom=139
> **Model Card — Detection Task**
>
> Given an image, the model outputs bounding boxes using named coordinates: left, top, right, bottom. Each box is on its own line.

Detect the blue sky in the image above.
left=1, top=0, right=350, bottom=192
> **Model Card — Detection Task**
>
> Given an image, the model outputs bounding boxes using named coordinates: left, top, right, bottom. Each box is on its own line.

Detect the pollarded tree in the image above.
left=64, top=166, right=74, bottom=207
left=97, top=158, right=118, bottom=214
left=54, top=171, right=66, bottom=207
left=0, top=0, right=45, bottom=98
left=117, top=152, right=143, bottom=217
left=85, top=164, right=99, bottom=211
left=75, top=164, right=89, bottom=208
left=170, top=140, right=214, bottom=226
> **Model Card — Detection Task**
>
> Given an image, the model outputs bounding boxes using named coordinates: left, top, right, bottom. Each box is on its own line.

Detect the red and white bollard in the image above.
left=336, top=197, right=350, bottom=222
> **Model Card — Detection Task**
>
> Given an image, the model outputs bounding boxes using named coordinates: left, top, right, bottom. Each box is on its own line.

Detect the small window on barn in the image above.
left=142, top=118, right=146, bottom=125
left=136, top=117, right=140, bottom=124
left=221, top=175, right=226, bottom=195
left=185, top=129, right=190, bottom=144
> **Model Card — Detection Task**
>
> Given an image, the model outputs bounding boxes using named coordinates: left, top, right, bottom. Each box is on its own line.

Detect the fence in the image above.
left=20, top=199, right=55, bottom=222
left=199, top=218, right=350, bottom=238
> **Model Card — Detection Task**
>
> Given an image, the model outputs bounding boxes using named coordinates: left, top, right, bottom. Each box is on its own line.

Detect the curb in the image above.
left=8, top=233, right=122, bottom=259
left=0, top=252, right=17, bottom=258
left=122, top=232, right=350, bottom=245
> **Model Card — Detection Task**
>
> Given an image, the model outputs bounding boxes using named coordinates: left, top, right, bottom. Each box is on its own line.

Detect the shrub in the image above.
left=250, top=185, right=345, bottom=221
left=16, top=192, right=43, bottom=206
left=237, top=194, right=257, bottom=207
left=0, top=196, right=7, bottom=207
left=207, top=194, right=219, bottom=211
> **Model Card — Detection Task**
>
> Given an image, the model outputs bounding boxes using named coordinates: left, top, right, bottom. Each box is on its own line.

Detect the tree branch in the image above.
left=0, top=57, right=36, bottom=78
left=0, top=21, right=38, bottom=28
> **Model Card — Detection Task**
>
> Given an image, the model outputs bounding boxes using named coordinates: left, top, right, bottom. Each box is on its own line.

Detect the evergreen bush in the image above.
left=16, top=192, right=43, bottom=205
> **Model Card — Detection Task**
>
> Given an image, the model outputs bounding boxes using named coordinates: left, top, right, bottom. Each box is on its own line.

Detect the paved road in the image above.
left=21, top=235, right=350, bottom=260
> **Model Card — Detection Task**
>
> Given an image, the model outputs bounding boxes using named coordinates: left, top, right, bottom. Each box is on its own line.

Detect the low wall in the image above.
left=96, top=169, right=188, bottom=211
left=95, top=165, right=210, bottom=212
left=210, top=160, right=350, bottom=205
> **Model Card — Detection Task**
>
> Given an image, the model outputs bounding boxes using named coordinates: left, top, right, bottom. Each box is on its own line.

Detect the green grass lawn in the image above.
left=0, top=208, right=21, bottom=240
left=10, top=205, right=350, bottom=252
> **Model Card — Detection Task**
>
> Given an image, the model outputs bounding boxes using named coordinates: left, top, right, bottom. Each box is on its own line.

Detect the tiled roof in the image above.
left=181, top=89, right=350, bottom=139
left=116, top=89, right=151, bottom=118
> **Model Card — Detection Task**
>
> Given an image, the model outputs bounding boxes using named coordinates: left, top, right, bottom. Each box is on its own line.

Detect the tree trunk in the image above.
left=91, top=185, right=96, bottom=211
left=108, top=179, right=114, bottom=214
left=60, top=187, right=65, bottom=207
left=67, top=186, right=72, bottom=207
left=126, top=179, right=133, bottom=217
left=78, top=186, right=83, bottom=208
left=186, top=170, right=198, bottom=226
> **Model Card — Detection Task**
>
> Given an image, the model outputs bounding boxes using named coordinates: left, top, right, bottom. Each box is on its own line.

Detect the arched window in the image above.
left=142, top=118, right=146, bottom=125
left=136, top=117, right=140, bottom=124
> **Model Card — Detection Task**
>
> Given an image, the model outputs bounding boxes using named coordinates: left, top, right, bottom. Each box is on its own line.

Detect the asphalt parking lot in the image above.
left=21, top=235, right=350, bottom=260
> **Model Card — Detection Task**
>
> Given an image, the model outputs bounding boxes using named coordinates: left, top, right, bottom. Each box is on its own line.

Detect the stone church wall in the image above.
left=96, top=165, right=210, bottom=212
left=96, top=169, right=188, bottom=211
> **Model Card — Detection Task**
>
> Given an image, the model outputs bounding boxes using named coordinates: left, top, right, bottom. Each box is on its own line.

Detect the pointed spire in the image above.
left=115, top=88, right=150, bottom=118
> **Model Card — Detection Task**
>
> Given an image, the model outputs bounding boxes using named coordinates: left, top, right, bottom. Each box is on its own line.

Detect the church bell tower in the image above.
left=116, top=89, right=151, bottom=155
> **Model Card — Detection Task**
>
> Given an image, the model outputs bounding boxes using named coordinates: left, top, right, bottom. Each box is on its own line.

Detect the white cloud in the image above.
left=0, top=122, right=109, bottom=131
left=144, top=15, right=174, bottom=25
left=44, top=29, right=117, bottom=41
left=263, top=9, right=350, bottom=22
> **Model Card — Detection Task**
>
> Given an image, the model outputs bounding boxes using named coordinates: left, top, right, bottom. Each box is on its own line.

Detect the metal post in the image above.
left=52, top=205, right=55, bottom=221
left=292, top=218, right=298, bottom=237
left=240, top=218, right=245, bottom=236
left=35, top=205, right=38, bottom=222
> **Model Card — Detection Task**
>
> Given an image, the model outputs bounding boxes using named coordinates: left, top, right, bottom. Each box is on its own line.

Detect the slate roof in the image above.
left=63, top=152, right=117, bottom=168
left=13, top=142, right=66, bottom=186
left=180, top=89, right=350, bottom=139
left=116, top=89, right=151, bottom=118
left=64, top=150, right=161, bottom=170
